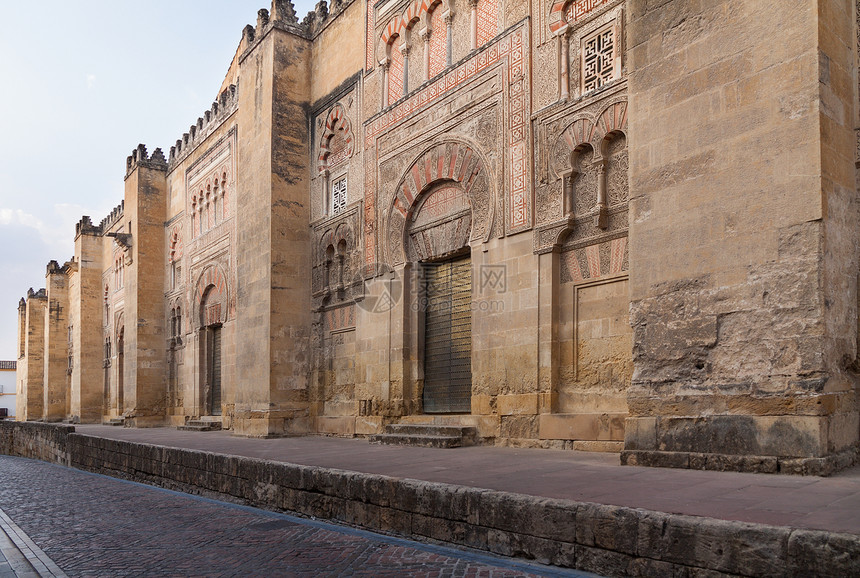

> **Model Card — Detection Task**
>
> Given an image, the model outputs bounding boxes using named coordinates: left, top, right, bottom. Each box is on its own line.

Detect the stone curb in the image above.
left=1, top=421, right=859, bottom=577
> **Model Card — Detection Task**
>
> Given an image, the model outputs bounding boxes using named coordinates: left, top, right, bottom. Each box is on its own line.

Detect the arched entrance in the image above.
left=116, top=327, right=124, bottom=414
left=196, top=266, right=228, bottom=417
left=408, top=184, right=474, bottom=413
left=385, top=141, right=494, bottom=416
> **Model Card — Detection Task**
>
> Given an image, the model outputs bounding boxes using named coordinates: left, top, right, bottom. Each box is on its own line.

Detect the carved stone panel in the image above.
left=406, top=184, right=472, bottom=261
left=385, top=141, right=494, bottom=265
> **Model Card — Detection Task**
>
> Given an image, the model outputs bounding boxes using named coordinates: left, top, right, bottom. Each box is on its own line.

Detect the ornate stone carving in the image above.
left=572, top=147, right=598, bottom=217
left=558, top=235, right=627, bottom=283
left=194, top=264, right=229, bottom=328
left=318, top=103, right=354, bottom=173
left=607, top=136, right=628, bottom=206
left=311, top=203, right=363, bottom=311
left=533, top=216, right=575, bottom=254
left=406, top=184, right=472, bottom=262
left=384, top=141, right=494, bottom=265
left=535, top=180, right=562, bottom=225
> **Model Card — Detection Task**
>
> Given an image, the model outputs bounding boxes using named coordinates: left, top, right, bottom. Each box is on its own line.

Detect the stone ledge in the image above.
left=621, top=444, right=860, bottom=476
left=2, top=421, right=859, bottom=576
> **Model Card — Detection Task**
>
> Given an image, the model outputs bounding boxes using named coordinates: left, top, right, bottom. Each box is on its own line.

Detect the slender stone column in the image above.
left=594, top=160, right=608, bottom=229
left=556, top=24, right=570, bottom=100
left=443, top=11, right=453, bottom=66
left=469, top=0, right=477, bottom=50
left=381, top=59, right=390, bottom=108
left=401, top=43, right=410, bottom=94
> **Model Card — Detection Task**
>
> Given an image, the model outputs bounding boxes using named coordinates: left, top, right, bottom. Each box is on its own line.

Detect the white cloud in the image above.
left=0, top=208, right=44, bottom=230
left=0, top=205, right=79, bottom=258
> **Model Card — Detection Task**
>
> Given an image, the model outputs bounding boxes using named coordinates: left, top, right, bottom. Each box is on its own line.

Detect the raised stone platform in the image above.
left=1, top=421, right=859, bottom=577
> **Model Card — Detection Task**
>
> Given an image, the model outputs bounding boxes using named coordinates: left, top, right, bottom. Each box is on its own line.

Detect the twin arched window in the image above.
left=381, top=0, right=497, bottom=108
left=114, top=256, right=124, bottom=289
left=191, top=172, right=228, bottom=237
left=169, top=306, right=182, bottom=343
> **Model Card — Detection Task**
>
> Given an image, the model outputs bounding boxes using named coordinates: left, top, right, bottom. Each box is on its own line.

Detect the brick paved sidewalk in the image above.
left=0, top=455, right=595, bottom=578
left=0, top=504, right=66, bottom=578
left=75, top=425, right=860, bottom=535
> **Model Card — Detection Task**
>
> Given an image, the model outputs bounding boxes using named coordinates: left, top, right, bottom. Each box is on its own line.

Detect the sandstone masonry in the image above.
left=13, top=0, right=860, bottom=474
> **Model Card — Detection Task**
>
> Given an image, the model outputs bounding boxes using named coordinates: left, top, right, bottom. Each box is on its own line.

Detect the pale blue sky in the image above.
left=0, top=1, right=317, bottom=358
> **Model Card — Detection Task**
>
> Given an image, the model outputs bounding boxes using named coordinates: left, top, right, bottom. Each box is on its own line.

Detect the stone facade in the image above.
left=13, top=0, right=860, bottom=473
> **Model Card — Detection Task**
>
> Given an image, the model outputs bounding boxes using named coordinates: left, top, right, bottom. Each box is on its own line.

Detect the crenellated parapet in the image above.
left=75, top=216, right=100, bottom=238
left=167, top=84, right=239, bottom=172
left=46, top=259, right=75, bottom=277
left=237, top=0, right=356, bottom=57
left=271, top=0, right=298, bottom=23
left=99, top=202, right=124, bottom=233
left=300, top=0, right=354, bottom=38
left=26, top=288, right=47, bottom=301
left=125, top=144, right=168, bottom=179
left=46, top=260, right=61, bottom=275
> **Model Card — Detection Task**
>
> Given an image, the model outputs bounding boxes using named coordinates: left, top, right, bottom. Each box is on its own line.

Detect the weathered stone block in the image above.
left=640, top=513, right=789, bottom=575
left=575, top=503, right=639, bottom=556
left=656, top=415, right=828, bottom=458
left=786, top=529, right=860, bottom=577
left=354, top=416, right=382, bottom=435
left=540, top=413, right=628, bottom=441
left=575, top=545, right=636, bottom=578
left=573, top=440, right=624, bottom=452
left=497, top=394, right=539, bottom=415
left=315, top=416, right=356, bottom=435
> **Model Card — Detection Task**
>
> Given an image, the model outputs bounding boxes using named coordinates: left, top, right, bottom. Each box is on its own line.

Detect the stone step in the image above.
left=104, top=418, right=125, bottom=427
left=369, top=425, right=478, bottom=448
left=384, top=424, right=477, bottom=440
left=177, top=420, right=222, bottom=432
left=369, top=433, right=466, bottom=448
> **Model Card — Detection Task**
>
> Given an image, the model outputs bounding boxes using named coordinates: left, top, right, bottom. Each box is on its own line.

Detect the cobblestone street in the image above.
left=0, top=455, right=589, bottom=577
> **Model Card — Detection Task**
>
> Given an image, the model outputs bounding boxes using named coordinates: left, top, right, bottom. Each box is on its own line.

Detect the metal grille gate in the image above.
left=210, top=327, right=222, bottom=416
left=423, top=256, right=472, bottom=413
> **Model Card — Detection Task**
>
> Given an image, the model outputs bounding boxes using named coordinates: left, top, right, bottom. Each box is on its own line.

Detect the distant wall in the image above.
left=0, top=368, right=15, bottom=416
left=1, top=421, right=858, bottom=577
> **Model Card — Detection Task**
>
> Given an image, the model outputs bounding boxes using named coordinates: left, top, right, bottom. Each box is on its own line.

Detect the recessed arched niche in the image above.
left=406, top=182, right=472, bottom=262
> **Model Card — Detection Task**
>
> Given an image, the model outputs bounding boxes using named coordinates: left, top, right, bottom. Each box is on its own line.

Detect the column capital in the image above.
left=554, top=23, right=570, bottom=38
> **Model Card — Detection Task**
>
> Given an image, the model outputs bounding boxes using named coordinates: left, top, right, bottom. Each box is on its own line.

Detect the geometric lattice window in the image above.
left=582, top=24, right=615, bottom=93
left=331, top=177, right=347, bottom=215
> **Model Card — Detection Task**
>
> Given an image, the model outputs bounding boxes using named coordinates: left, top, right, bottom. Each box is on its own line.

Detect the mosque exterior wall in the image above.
left=14, top=0, right=860, bottom=473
